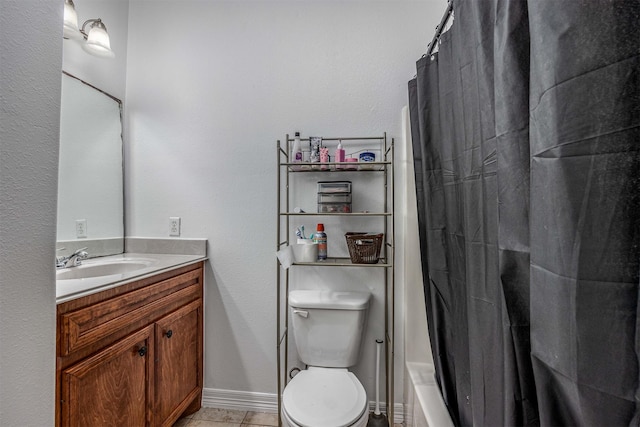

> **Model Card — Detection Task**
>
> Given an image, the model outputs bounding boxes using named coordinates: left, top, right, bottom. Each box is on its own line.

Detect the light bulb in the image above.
left=82, top=20, right=115, bottom=58
left=63, top=0, right=82, bottom=40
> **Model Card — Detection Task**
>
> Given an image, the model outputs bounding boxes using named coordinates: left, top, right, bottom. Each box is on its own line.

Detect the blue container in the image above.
left=359, top=152, right=376, bottom=170
left=359, top=152, right=375, bottom=162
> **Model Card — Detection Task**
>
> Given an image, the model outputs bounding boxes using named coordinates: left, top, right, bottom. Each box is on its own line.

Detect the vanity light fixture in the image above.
left=63, top=0, right=114, bottom=59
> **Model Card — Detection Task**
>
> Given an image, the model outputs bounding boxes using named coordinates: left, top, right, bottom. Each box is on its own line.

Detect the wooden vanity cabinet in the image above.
left=155, top=300, right=202, bottom=424
left=61, top=325, right=154, bottom=426
left=56, top=262, right=204, bottom=427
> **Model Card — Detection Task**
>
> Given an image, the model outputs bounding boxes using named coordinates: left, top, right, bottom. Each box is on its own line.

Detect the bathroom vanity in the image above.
left=55, top=258, right=204, bottom=427
left=56, top=70, right=207, bottom=426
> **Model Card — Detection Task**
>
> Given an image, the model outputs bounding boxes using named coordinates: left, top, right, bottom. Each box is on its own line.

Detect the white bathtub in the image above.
left=404, top=362, right=454, bottom=427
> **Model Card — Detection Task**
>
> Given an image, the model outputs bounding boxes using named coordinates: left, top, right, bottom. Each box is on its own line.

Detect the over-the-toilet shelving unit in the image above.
left=276, top=133, right=394, bottom=426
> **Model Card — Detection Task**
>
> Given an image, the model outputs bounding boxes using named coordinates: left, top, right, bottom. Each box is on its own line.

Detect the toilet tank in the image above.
left=289, top=290, right=370, bottom=368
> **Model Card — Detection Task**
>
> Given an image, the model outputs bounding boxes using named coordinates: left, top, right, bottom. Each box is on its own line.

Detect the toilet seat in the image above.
left=282, top=367, right=367, bottom=427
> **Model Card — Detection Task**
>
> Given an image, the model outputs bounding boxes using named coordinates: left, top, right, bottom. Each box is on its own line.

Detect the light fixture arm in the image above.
left=79, top=18, right=106, bottom=40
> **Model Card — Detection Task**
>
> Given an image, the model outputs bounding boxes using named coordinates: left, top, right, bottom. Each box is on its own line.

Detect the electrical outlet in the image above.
left=169, top=217, right=181, bottom=236
left=76, top=219, right=87, bottom=238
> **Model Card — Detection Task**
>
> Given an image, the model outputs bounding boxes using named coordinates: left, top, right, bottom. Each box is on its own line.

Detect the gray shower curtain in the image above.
left=409, top=0, right=639, bottom=425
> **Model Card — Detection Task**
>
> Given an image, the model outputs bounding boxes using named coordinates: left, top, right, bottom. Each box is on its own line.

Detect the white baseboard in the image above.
left=202, top=387, right=277, bottom=413
left=202, top=387, right=404, bottom=423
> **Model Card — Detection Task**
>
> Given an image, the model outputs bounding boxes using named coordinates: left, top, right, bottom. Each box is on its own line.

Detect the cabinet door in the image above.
left=155, top=300, right=202, bottom=426
left=61, top=325, right=154, bottom=427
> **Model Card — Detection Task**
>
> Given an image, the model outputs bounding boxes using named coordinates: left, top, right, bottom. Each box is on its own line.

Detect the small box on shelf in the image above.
left=317, top=181, right=351, bottom=193
left=317, top=181, right=352, bottom=212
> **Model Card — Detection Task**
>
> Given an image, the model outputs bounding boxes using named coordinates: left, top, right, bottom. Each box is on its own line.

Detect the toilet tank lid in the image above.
left=289, top=290, right=370, bottom=310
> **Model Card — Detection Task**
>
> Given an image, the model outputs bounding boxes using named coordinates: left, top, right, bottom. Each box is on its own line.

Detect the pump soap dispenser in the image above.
left=335, top=140, right=345, bottom=169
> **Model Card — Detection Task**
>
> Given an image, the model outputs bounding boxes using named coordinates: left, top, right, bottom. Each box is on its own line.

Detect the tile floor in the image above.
left=173, top=407, right=403, bottom=427
left=173, top=408, right=278, bottom=427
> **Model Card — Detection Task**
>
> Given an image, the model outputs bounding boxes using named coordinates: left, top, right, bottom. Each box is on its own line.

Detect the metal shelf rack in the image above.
left=276, top=133, right=395, bottom=426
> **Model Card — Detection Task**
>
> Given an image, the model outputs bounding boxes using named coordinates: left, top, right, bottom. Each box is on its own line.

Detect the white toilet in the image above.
left=282, top=290, right=371, bottom=427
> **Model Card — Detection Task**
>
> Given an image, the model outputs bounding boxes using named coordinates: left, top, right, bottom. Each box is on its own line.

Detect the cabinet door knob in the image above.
left=138, top=346, right=147, bottom=357
left=165, top=330, right=173, bottom=338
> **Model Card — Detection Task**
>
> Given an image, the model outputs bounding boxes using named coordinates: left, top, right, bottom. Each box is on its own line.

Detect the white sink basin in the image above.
left=56, top=258, right=156, bottom=280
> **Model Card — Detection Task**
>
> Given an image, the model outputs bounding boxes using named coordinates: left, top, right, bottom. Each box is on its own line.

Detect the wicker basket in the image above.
left=345, top=232, right=384, bottom=264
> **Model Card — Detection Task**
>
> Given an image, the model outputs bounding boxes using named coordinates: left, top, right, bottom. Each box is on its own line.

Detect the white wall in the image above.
left=125, top=0, right=443, bottom=407
left=0, top=1, right=63, bottom=425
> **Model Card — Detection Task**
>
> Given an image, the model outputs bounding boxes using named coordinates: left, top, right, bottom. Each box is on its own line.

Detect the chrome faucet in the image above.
left=56, top=247, right=89, bottom=269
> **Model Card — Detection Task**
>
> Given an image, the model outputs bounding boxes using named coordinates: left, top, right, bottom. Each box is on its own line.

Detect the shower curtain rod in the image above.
left=426, top=0, right=454, bottom=56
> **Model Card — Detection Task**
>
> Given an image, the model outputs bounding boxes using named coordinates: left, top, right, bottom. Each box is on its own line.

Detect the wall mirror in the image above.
left=57, top=72, right=124, bottom=257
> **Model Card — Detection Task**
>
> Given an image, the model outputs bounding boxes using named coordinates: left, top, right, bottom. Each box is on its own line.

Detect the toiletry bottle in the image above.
left=320, top=147, right=329, bottom=170
left=314, top=223, right=327, bottom=261
left=309, top=137, right=321, bottom=167
left=335, top=140, right=345, bottom=169
left=291, top=132, right=303, bottom=170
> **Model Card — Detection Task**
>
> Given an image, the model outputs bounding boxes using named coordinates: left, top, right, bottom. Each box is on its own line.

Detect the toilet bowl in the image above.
left=281, top=367, right=368, bottom=427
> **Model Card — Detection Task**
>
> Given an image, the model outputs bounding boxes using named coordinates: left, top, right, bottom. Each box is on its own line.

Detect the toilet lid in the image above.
left=283, top=367, right=367, bottom=427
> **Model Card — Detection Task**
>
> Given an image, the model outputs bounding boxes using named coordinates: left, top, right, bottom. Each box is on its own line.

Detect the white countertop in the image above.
left=56, top=253, right=207, bottom=304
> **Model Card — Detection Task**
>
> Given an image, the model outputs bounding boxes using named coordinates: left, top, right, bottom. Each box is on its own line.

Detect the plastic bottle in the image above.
left=335, top=140, right=345, bottom=169
left=291, top=132, right=303, bottom=170
left=314, top=223, right=327, bottom=261
left=309, top=136, right=321, bottom=169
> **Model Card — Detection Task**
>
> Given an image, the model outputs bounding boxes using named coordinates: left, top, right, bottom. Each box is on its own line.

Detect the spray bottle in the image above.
left=314, top=223, right=327, bottom=261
